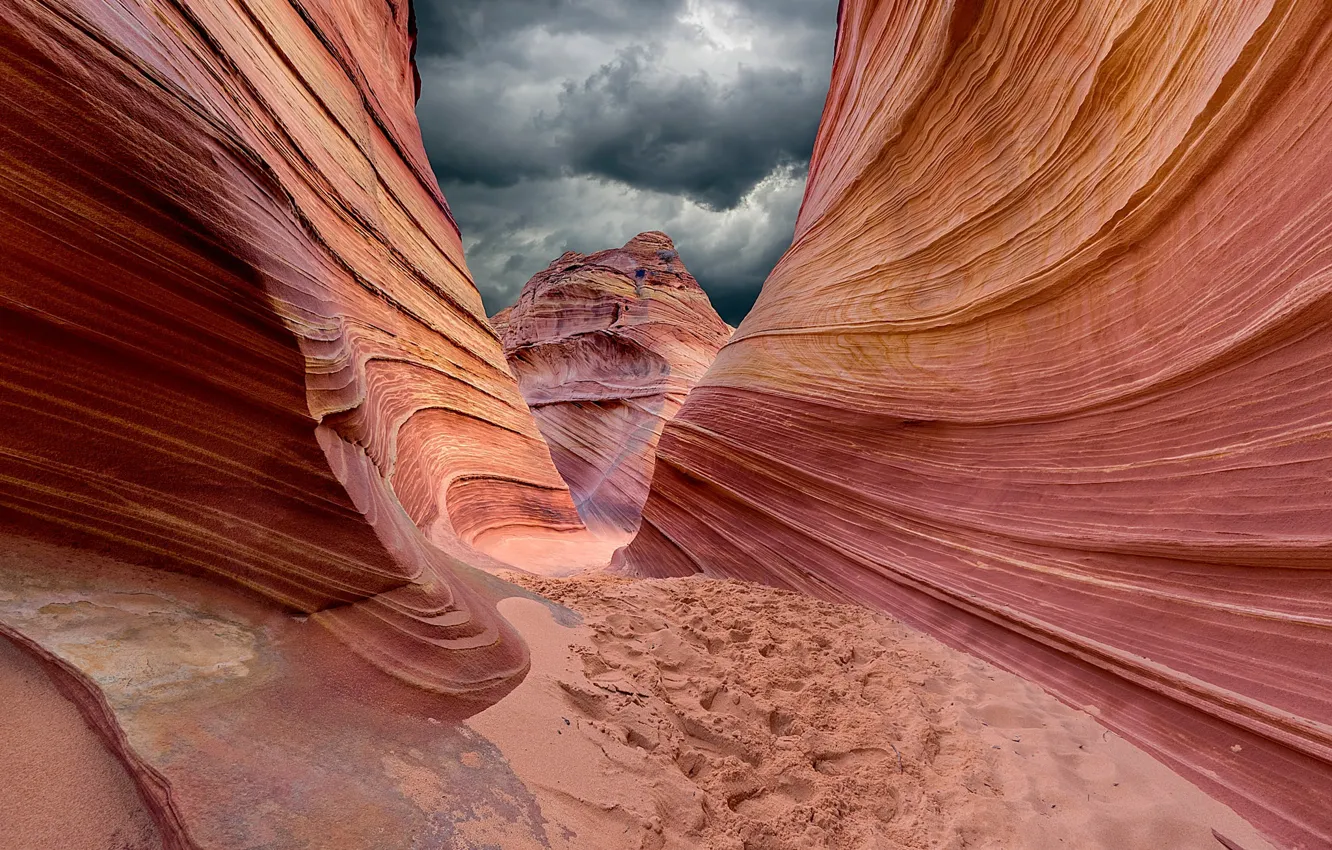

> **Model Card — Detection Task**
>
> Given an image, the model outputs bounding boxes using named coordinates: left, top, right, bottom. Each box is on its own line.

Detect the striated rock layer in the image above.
left=0, top=0, right=590, bottom=694
left=492, top=232, right=731, bottom=535
left=0, top=0, right=584, bottom=844
left=621, top=1, right=1332, bottom=846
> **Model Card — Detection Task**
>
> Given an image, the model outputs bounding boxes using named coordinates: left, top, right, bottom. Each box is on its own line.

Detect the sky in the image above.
left=412, top=0, right=840, bottom=324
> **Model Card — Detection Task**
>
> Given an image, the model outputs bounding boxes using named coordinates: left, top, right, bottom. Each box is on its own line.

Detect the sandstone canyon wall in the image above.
left=0, top=0, right=585, bottom=844
left=493, top=232, right=731, bottom=536
left=621, top=1, right=1332, bottom=847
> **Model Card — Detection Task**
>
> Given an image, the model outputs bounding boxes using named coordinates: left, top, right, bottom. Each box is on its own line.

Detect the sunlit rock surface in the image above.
left=492, top=232, right=730, bottom=536
left=620, top=2, right=1332, bottom=846
left=0, top=0, right=581, bottom=843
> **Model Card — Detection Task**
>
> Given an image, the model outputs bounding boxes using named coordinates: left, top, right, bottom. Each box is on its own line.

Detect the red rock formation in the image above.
left=0, top=0, right=592, bottom=692
left=493, top=232, right=730, bottom=536
left=621, top=2, right=1332, bottom=846
left=0, top=0, right=581, bottom=842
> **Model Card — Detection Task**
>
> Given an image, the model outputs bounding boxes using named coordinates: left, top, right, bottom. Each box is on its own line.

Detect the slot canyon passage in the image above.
left=0, top=0, right=1329, bottom=848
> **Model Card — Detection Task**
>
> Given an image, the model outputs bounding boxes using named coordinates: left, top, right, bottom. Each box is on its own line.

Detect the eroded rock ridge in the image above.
left=493, top=232, right=730, bottom=535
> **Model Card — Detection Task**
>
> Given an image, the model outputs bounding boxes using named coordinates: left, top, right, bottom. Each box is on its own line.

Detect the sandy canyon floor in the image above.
left=0, top=552, right=1280, bottom=850
left=475, top=573, right=1275, bottom=850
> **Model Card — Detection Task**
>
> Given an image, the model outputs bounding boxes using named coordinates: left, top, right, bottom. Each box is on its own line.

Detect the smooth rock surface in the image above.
left=620, top=2, right=1332, bottom=847
left=493, top=232, right=730, bottom=535
left=0, top=534, right=561, bottom=849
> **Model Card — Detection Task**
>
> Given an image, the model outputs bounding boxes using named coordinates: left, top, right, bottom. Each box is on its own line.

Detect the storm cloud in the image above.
left=413, top=0, right=839, bottom=324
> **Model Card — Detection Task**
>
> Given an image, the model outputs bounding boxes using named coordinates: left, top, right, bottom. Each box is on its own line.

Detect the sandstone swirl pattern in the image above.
left=0, top=0, right=591, bottom=842
left=0, top=0, right=593, bottom=697
left=620, top=2, right=1332, bottom=846
left=492, top=232, right=731, bottom=536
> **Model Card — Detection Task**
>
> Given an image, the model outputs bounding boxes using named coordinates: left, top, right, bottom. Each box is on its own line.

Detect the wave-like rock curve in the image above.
left=0, top=0, right=590, bottom=699
left=492, top=232, right=731, bottom=535
left=0, top=0, right=596, bottom=842
left=621, top=2, right=1332, bottom=846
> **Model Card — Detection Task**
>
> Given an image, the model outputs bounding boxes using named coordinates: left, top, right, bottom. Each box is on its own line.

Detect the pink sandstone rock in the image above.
left=492, top=232, right=731, bottom=536
left=619, top=2, right=1332, bottom=847
left=0, top=0, right=581, bottom=843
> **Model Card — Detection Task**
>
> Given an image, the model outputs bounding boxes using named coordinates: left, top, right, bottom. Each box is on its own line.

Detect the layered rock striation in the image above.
left=493, top=233, right=730, bottom=535
left=6, top=0, right=1332, bottom=845
left=0, top=0, right=584, bottom=844
left=0, top=0, right=592, bottom=696
left=621, top=2, right=1332, bottom=846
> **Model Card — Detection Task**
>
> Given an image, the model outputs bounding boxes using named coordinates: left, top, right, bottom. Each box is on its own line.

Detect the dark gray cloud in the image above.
left=547, top=47, right=826, bottom=209
left=413, top=0, right=838, bottom=325
left=416, top=0, right=685, bottom=58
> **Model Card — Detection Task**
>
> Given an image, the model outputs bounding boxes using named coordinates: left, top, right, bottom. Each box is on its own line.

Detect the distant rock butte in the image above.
left=492, top=232, right=731, bottom=537
left=0, top=0, right=583, bottom=844
left=619, top=1, right=1332, bottom=847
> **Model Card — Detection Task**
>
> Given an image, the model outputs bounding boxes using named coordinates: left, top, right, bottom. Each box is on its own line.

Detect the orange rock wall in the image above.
left=493, top=232, right=731, bottom=535
left=622, top=2, right=1332, bottom=846
left=0, top=0, right=584, bottom=698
